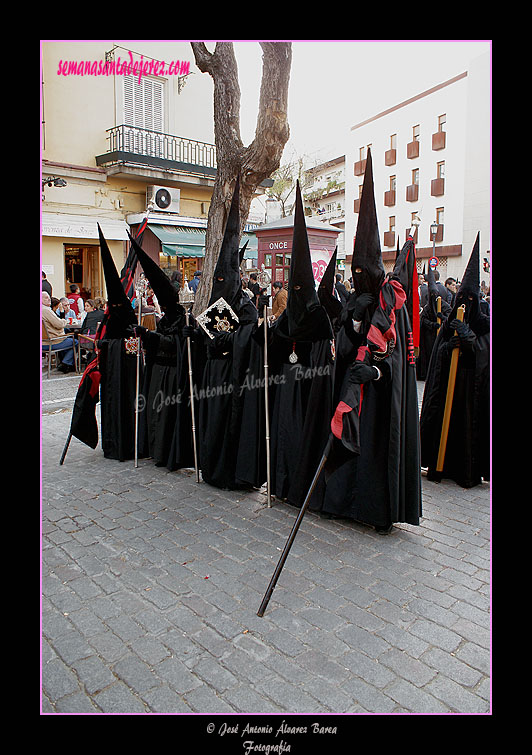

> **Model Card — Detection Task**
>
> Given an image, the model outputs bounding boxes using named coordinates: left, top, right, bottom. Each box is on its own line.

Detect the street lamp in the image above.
left=430, top=221, right=438, bottom=257
left=42, top=176, right=67, bottom=189
left=42, top=176, right=67, bottom=201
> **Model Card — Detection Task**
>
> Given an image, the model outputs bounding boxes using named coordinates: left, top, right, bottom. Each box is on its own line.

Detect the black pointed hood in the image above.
left=127, top=231, right=183, bottom=316
left=392, top=236, right=416, bottom=300
left=318, top=247, right=343, bottom=321
left=209, top=176, right=243, bottom=309
left=391, top=234, right=420, bottom=346
left=351, top=149, right=385, bottom=298
left=239, top=240, right=249, bottom=266
left=285, top=181, right=332, bottom=340
left=454, top=232, right=481, bottom=323
left=98, top=224, right=136, bottom=338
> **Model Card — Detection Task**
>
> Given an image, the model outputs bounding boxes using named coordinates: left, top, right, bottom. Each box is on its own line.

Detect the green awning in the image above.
left=148, top=223, right=257, bottom=259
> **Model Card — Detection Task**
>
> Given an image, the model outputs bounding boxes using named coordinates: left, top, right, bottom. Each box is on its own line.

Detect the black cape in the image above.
left=416, top=298, right=452, bottom=380
left=268, top=307, right=335, bottom=509
left=419, top=310, right=490, bottom=488
left=99, top=335, right=143, bottom=461
left=96, top=225, right=141, bottom=462
left=197, top=295, right=263, bottom=489
left=137, top=310, right=195, bottom=470
left=322, top=280, right=422, bottom=528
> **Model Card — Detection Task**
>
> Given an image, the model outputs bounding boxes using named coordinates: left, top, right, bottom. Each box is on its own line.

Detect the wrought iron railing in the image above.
left=100, top=124, right=217, bottom=170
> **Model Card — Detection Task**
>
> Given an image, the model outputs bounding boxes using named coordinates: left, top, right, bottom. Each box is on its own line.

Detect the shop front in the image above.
left=128, top=218, right=258, bottom=288
left=41, top=213, right=129, bottom=302
left=255, top=215, right=340, bottom=289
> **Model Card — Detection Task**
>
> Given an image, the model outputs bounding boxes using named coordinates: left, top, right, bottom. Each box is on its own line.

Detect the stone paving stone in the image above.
left=141, top=685, right=194, bottom=713
left=92, top=682, right=148, bottom=713
left=41, top=403, right=491, bottom=715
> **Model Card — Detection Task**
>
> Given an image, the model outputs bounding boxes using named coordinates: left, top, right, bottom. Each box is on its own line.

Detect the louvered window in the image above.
left=123, top=74, right=165, bottom=156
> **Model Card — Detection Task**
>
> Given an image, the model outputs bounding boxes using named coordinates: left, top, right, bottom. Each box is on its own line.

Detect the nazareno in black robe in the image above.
left=420, top=233, right=490, bottom=488
left=319, top=150, right=422, bottom=529
left=96, top=225, right=143, bottom=462
left=321, top=280, right=422, bottom=528
left=136, top=311, right=195, bottom=469
left=416, top=265, right=452, bottom=381
left=268, top=180, right=335, bottom=510
left=196, top=177, right=265, bottom=490
left=268, top=308, right=335, bottom=510
left=198, top=293, right=266, bottom=489
left=126, top=232, right=195, bottom=471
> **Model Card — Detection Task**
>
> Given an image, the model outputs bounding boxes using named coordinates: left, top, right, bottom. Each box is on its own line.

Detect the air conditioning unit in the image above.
left=146, top=185, right=180, bottom=213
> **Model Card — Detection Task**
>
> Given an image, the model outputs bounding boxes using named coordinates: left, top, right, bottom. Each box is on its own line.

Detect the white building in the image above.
left=303, top=156, right=345, bottom=262
left=345, top=51, right=491, bottom=287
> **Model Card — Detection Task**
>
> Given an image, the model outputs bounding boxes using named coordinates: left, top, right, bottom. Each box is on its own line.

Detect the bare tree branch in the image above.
left=190, top=41, right=292, bottom=314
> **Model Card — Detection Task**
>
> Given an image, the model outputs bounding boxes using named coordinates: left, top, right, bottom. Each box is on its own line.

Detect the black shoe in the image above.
left=57, top=362, right=74, bottom=373
left=375, top=523, right=393, bottom=535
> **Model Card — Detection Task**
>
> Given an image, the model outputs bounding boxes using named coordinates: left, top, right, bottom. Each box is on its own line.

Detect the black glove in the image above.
left=352, top=293, right=374, bottom=321
left=348, top=362, right=379, bottom=384
left=182, top=325, right=195, bottom=340
left=134, top=325, right=148, bottom=336
left=450, top=319, right=474, bottom=341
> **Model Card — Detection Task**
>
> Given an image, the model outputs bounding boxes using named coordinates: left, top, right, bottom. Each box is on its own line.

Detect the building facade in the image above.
left=345, top=51, right=490, bottom=287
left=303, top=156, right=345, bottom=266
left=41, top=41, right=264, bottom=301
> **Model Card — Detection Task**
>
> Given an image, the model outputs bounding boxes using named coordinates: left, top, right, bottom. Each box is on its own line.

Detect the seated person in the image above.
left=79, top=299, right=106, bottom=363
left=81, top=299, right=105, bottom=334
left=42, top=291, right=76, bottom=372
left=57, top=297, right=78, bottom=320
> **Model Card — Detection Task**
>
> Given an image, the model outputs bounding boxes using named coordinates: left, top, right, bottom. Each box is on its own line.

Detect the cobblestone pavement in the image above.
left=41, top=372, right=491, bottom=720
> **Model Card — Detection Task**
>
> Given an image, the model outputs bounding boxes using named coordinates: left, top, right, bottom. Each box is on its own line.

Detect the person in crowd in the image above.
left=241, top=276, right=254, bottom=301
left=444, top=277, right=457, bottom=308
left=67, top=284, right=84, bottom=318
left=418, top=271, right=427, bottom=308
left=50, top=297, right=63, bottom=317
left=249, top=273, right=262, bottom=308
left=42, top=291, right=76, bottom=372
left=42, top=271, right=52, bottom=297
left=270, top=281, right=287, bottom=321
left=170, top=270, right=182, bottom=292
left=334, top=273, right=349, bottom=304
left=189, top=270, right=202, bottom=294
left=59, top=297, right=78, bottom=320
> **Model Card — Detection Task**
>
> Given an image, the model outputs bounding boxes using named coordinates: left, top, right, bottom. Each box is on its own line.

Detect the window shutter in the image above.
left=123, top=74, right=165, bottom=132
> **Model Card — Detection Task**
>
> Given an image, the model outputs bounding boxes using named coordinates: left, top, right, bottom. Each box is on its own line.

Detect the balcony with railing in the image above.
left=95, top=124, right=218, bottom=178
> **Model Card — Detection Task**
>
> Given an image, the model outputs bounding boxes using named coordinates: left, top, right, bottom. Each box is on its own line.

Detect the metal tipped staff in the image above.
left=435, top=304, right=465, bottom=476
left=257, top=434, right=333, bottom=617
left=185, top=308, right=200, bottom=483
left=436, top=295, right=442, bottom=334
left=263, top=304, right=272, bottom=507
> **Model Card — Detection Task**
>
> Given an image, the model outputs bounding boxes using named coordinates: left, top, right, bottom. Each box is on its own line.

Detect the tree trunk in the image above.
left=190, top=41, right=292, bottom=315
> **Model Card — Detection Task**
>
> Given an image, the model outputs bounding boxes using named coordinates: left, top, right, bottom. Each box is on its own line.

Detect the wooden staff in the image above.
left=257, top=434, right=333, bottom=617
left=436, top=295, right=442, bottom=334
left=186, top=309, right=200, bottom=483
left=435, top=304, right=465, bottom=474
left=263, top=304, right=271, bottom=507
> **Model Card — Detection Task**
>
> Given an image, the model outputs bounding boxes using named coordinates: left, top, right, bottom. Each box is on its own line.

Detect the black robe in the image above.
left=198, top=295, right=264, bottom=490
left=322, top=285, right=422, bottom=528
left=416, top=298, right=452, bottom=380
left=137, top=310, right=195, bottom=470
left=420, top=310, right=490, bottom=488
left=99, top=335, right=143, bottom=462
left=268, top=308, right=335, bottom=510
